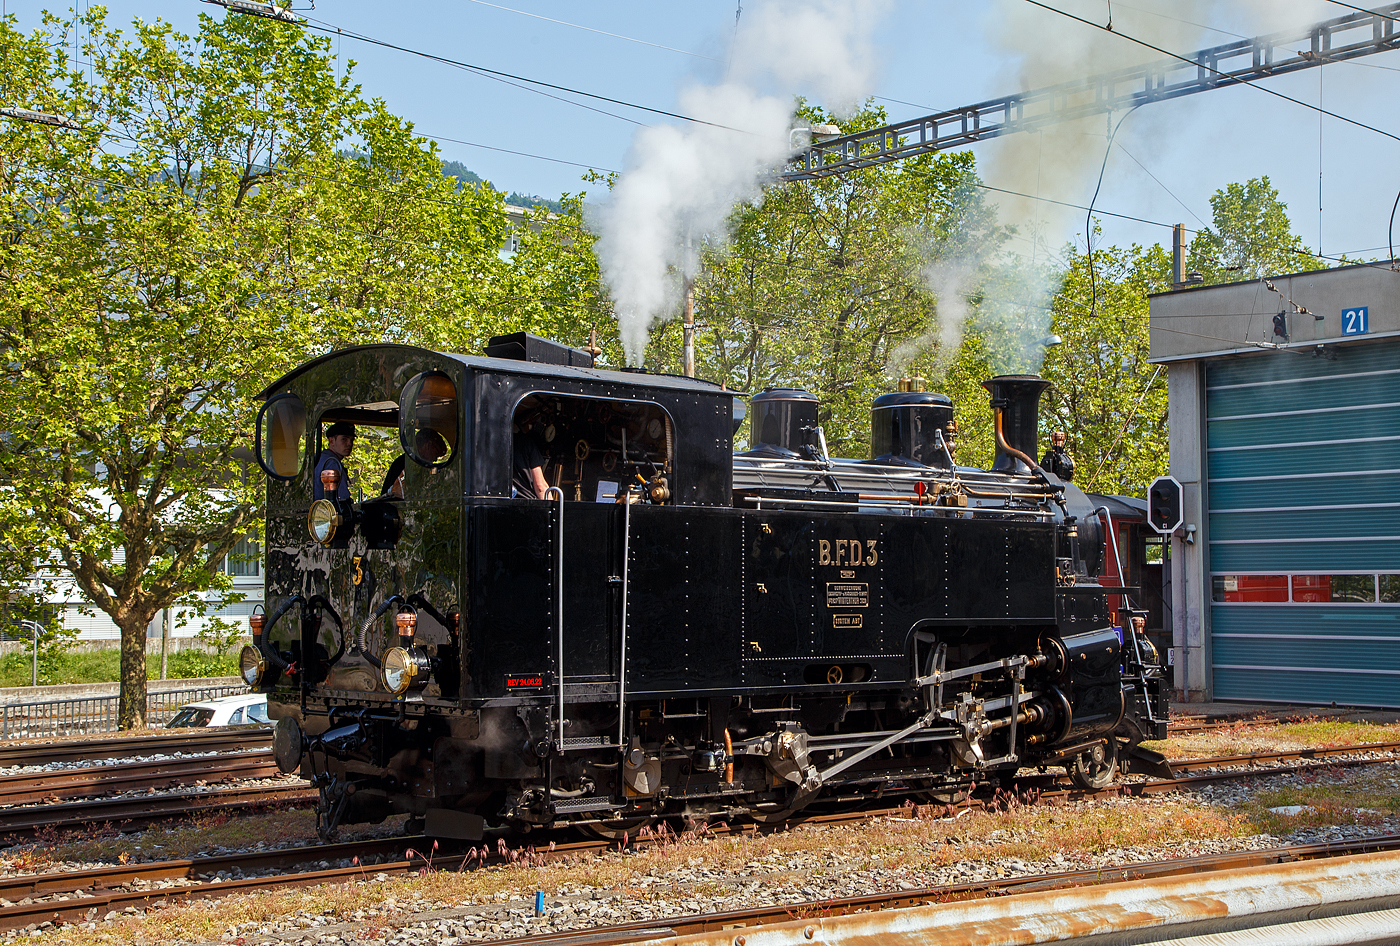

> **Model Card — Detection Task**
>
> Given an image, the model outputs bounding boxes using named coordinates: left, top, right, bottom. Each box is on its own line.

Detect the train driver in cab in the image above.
left=512, top=430, right=548, bottom=499
left=314, top=421, right=355, bottom=500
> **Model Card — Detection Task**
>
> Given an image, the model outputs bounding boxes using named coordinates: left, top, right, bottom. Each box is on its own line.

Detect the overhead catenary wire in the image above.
left=1019, top=0, right=1400, bottom=146
left=1324, top=1, right=1400, bottom=23
left=296, top=16, right=750, bottom=135
left=459, top=0, right=721, bottom=62
left=1085, top=106, right=1141, bottom=321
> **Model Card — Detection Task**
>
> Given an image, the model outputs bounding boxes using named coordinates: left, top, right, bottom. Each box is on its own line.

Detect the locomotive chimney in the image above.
left=739, top=388, right=820, bottom=459
left=982, top=375, right=1052, bottom=475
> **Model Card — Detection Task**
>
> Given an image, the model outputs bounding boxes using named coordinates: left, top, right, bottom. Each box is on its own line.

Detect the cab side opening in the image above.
left=511, top=393, right=674, bottom=504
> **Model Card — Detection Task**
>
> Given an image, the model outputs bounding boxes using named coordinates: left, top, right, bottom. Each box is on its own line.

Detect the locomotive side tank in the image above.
left=245, top=336, right=1168, bottom=840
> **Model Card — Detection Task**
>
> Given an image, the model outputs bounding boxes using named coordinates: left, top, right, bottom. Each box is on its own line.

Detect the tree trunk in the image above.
left=117, top=617, right=149, bottom=730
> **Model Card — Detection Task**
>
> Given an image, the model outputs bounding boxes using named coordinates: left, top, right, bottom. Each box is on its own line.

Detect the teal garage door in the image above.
left=1206, top=337, right=1400, bottom=707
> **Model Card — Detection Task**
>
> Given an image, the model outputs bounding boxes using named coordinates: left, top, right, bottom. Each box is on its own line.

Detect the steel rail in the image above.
left=784, top=2, right=1400, bottom=181
left=3, top=741, right=1398, bottom=932
left=0, top=727, right=272, bottom=768
left=7, top=831, right=1400, bottom=938
left=0, top=751, right=277, bottom=805
left=0, top=782, right=314, bottom=838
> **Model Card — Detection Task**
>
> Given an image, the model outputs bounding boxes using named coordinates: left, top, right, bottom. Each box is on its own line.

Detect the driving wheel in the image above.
left=1069, top=740, right=1120, bottom=791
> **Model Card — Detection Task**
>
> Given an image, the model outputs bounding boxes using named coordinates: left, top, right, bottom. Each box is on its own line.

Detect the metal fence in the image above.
left=0, top=683, right=246, bottom=740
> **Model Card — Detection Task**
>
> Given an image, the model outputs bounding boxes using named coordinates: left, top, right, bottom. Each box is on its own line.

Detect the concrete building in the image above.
left=18, top=539, right=263, bottom=650
left=1149, top=262, right=1400, bottom=707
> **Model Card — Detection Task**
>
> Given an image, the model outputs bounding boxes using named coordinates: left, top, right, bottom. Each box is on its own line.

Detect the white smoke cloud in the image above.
left=919, top=0, right=1337, bottom=374
left=593, top=0, right=890, bottom=365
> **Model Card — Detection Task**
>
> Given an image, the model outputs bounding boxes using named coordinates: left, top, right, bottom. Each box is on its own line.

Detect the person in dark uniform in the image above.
left=512, top=432, right=548, bottom=499
left=1041, top=429, right=1076, bottom=481
left=314, top=421, right=355, bottom=500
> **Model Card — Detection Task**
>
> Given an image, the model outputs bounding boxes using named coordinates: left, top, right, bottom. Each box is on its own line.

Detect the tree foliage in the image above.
left=627, top=104, right=1014, bottom=459
left=0, top=10, right=507, bottom=726
left=1187, top=176, right=1310, bottom=284
left=1041, top=236, right=1171, bottom=496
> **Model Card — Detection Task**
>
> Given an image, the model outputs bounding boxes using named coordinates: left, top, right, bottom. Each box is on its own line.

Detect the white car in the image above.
left=166, top=693, right=270, bottom=728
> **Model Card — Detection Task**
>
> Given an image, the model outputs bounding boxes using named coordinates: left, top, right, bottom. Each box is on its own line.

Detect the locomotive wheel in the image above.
left=576, top=815, right=656, bottom=841
left=1069, top=740, right=1119, bottom=791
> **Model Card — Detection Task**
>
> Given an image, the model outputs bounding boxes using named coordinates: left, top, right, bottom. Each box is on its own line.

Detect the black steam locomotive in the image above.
left=244, top=334, right=1169, bottom=841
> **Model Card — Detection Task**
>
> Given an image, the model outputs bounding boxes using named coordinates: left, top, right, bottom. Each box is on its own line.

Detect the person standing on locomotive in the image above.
left=511, top=429, right=548, bottom=499
left=314, top=421, right=356, bottom=500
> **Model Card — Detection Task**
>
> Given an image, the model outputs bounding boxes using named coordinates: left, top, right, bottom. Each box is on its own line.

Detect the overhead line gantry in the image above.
left=784, top=2, right=1400, bottom=182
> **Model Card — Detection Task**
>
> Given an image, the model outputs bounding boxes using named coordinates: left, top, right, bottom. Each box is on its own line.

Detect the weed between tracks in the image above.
left=1229, top=764, right=1400, bottom=835
left=21, top=793, right=1256, bottom=946
left=1145, top=716, right=1400, bottom=760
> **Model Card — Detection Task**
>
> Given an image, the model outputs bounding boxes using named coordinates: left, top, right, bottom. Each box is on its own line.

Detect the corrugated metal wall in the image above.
left=1206, top=338, right=1400, bottom=707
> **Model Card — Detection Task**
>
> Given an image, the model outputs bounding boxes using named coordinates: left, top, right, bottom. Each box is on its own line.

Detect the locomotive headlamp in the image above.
left=380, top=646, right=430, bottom=695
left=239, top=644, right=267, bottom=687
left=307, top=499, right=341, bottom=545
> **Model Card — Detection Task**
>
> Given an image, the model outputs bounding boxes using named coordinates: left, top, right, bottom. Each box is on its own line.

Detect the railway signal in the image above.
left=1147, top=475, right=1184, bottom=535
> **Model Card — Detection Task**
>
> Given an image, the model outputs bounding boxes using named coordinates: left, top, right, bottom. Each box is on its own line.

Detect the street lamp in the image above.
left=13, top=621, right=43, bottom=688
left=0, top=107, right=81, bottom=130
left=788, top=124, right=843, bottom=150
left=200, top=0, right=304, bottom=24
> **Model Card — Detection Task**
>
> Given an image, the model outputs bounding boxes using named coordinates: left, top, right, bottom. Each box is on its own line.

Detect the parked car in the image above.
left=166, top=693, right=270, bottom=728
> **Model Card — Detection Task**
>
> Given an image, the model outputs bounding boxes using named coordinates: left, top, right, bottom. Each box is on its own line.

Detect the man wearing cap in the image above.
left=314, top=421, right=356, bottom=501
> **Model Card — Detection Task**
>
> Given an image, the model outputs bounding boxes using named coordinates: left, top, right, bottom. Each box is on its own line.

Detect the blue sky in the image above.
left=7, top=0, right=1400, bottom=263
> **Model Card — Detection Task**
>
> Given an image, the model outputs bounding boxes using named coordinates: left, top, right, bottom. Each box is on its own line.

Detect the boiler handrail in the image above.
left=546, top=486, right=565, bottom=751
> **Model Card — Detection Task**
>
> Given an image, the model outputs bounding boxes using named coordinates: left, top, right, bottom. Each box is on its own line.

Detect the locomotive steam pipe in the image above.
left=356, top=595, right=404, bottom=669
left=993, top=406, right=1053, bottom=483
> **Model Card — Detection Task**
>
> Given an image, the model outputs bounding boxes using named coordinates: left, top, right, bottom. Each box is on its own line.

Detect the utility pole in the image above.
left=1171, top=224, right=1186, bottom=290
left=681, top=226, right=696, bottom=378
left=682, top=280, right=696, bottom=378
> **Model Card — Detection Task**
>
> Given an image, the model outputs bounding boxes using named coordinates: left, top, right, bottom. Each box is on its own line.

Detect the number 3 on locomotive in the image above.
left=817, top=538, right=878, bottom=567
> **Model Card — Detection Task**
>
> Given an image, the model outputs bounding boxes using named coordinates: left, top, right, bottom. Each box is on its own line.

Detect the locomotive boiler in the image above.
left=243, top=334, right=1169, bottom=840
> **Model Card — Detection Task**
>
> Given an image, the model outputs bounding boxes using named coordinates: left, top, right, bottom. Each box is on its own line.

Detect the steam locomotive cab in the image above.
left=247, top=336, right=1168, bottom=841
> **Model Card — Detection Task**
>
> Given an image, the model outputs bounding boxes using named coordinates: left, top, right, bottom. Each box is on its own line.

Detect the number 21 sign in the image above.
left=1342, top=306, right=1369, bottom=336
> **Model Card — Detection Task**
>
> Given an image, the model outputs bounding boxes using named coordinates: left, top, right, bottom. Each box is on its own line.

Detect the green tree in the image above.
left=1187, top=176, right=1310, bottom=284
left=1041, top=236, right=1171, bottom=496
left=0, top=10, right=507, bottom=727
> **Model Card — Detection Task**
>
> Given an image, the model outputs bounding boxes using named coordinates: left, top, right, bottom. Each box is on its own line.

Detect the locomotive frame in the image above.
left=245, top=335, right=1169, bottom=840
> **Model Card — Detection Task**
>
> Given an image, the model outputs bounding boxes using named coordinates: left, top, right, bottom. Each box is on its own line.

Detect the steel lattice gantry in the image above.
left=783, top=2, right=1400, bottom=182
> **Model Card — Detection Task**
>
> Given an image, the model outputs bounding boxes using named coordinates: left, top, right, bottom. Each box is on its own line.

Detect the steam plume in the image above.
left=593, top=0, right=890, bottom=365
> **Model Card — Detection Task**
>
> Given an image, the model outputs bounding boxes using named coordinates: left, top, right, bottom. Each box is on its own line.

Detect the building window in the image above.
left=1213, top=572, right=1396, bottom=604
left=1212, top=575, right=1288, bottom=603
left=223, top=537, right=261, bottom=577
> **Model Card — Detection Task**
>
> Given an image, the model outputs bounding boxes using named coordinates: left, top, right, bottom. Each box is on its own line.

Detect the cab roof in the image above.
left=257, top=344, right=732, bottom=401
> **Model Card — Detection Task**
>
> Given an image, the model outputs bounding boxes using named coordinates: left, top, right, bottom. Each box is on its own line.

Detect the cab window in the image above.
left=512, top=393, right=673, bottom=503
left=256, top=393, right=307, bottom=480
left=400, top=371, right=458, bottom=467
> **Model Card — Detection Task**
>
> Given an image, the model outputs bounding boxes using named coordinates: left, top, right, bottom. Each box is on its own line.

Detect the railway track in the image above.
left=0, top=750, right=279, bottom=806
left=0, top=782, right=314, bottom=840
left=6, top=828, right=1400, bottom=937
left=0, top=727, right=271, bottom=769
left=0, top=738, right=1393, bottom=842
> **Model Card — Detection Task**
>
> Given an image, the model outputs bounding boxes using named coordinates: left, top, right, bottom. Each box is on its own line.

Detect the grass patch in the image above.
left=26, top=795, right=1258, bottom=946
left=1143, top=716, right=1400, bottom=760
left=0, top=649, right=122, bottom=687
left=0, top=648, right=236, bottom=687
left=1230, top=765, right=1400, bottom=836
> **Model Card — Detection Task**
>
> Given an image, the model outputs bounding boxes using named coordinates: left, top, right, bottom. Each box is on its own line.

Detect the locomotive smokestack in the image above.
left=982, top=375, right=1052, bottom=475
